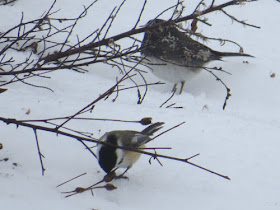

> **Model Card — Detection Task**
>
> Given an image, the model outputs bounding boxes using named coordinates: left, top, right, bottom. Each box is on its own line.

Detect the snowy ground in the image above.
left=1, top=0, right=280, bottom=209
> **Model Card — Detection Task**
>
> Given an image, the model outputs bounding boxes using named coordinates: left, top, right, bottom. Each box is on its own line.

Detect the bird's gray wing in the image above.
left=119, top=131, right=150, bottom=148
left=161, top=28, right=221, bottom=66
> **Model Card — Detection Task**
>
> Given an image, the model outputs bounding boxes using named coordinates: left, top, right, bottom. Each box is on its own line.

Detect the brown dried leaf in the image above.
left=104, top=183, right=117, bottom=191
left=0, top=88, right=7, bottom=94
left=139, top=117, right=152, bottom=125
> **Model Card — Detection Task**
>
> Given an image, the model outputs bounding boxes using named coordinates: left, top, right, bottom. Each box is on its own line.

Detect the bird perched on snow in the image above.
left=97, top=122, right=164, bottom=178
left=141, top=19, right=253, bottom=94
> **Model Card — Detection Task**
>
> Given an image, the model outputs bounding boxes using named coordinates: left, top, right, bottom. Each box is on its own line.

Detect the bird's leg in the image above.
left=179, top=81, right=185, bottom=94
left=172, top=83, right=177, bottom=94
left=114, top=167, right=130, bottom=180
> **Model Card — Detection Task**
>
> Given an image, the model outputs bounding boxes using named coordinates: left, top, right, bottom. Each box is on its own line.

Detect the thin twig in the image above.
left=33, top=129, right=45, bottom=175
left=132, top=0, right=147, bottom=29
left=221, top=9, right=260, bottom=29
left=160, top=90, right=177, bottom=108
left=151, top=121, right=186, bottom=141
left=56, top=172, right=87, bottom=188
left=204, top=67, right=231, bottom=110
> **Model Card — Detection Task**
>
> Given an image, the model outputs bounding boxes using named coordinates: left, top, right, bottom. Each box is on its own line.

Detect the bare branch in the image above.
left=38, top=0, right=257, bottom=65
left=0, top=117, right=230, bottom=180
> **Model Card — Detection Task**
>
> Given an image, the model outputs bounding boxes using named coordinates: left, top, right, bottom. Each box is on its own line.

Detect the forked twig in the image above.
left=204, top=67, right=231, bottom=110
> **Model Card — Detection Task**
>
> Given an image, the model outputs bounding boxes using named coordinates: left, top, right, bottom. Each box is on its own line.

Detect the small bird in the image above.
left=97, top=122, right=164, bottom=178
left=141, top=19, right=253, bottom=94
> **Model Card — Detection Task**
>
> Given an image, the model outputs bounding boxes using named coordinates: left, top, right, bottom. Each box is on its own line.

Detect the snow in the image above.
left=1, top=0, right=280, bottom=209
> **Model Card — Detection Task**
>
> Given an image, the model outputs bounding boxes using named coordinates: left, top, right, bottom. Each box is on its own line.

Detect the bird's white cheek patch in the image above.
left=116, top=148, right=124, bottom=167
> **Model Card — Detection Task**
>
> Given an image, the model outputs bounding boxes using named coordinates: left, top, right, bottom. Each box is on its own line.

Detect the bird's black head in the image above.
left=146, top=18, right=166, bottom=26
left=98, top=134, right=118, bottom=174
left=144, top=19, right=175, bottom=35
left=141, top=19, right=177, bottom=55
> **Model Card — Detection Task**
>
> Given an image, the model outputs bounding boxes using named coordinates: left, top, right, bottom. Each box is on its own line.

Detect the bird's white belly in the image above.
left=144, top=57, right=202, bottom=84
left=116, top=145, right=145, bottom=169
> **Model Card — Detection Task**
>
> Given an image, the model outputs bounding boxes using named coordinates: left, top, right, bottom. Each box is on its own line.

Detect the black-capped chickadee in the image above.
left=97, top=122, right=164, bottom=176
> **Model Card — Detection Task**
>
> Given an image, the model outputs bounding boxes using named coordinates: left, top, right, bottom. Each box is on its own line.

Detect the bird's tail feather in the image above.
left=141, top=122, right=164, bottom=136
left=213, top=50, right=254, bottom=58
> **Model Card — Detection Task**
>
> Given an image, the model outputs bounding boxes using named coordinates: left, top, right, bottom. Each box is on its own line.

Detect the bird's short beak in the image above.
left=139, top=23, right=147, bottom=28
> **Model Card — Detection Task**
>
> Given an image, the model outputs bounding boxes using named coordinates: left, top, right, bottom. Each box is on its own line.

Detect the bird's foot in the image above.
left=104, top=171, right=129, bottom=181
left=115, top=175, right=129, bottom=180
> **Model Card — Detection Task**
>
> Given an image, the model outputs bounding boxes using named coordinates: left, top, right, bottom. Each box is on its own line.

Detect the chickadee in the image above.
left=97, top=122, right=164, bottom=176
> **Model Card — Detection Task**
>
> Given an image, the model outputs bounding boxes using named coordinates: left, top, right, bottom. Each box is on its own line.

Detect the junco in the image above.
left=141, top=19, right=253, bottom=94
left=97, top=122, right=164, bottom=177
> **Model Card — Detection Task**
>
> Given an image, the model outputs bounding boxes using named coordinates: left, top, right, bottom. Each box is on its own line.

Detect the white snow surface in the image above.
left=1, top=0, right=280, bottom=209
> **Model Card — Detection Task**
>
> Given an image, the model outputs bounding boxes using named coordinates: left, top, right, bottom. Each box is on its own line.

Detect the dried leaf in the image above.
left=0, top=88, right=7, bottom=94
left=75, top=187, right=86, bottom=193
left=104, top=183, right=117, bottom=191
left=139, top=117, right=152, bottom=125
